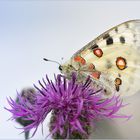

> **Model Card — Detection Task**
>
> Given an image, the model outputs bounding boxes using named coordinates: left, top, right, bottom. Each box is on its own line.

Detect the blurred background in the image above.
left=0, top=0, right=140, bottom=139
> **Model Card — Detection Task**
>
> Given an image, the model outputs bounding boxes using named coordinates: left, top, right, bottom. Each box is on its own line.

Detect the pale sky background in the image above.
left=0, top=1, right=140, bottom=139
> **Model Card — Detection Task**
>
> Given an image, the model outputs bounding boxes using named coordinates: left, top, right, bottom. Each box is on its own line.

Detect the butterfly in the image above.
left=58, top=20, right=140, bottom=97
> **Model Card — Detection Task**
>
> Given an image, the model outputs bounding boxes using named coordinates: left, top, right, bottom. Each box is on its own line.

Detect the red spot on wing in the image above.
left=88, top=63, right=95, bottom=70
left=115, top=78, right=122, bottom=85
left=74, top=56, right=86, bottom=65
left=93, top=48, right=103, bottom=58
left=115, top=78, right=122, bottom=91
left=116, top=57, right=127, bottom=70
left=91, top=71, right=101, bottom=79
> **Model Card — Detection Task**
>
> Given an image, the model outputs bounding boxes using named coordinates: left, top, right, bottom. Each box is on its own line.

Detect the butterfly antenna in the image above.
left=43, top=58, right=61, bottom=66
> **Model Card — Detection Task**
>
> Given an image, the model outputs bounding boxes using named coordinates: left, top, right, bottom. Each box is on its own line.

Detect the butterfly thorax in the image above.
left=60, top=58, right=100, bottom=83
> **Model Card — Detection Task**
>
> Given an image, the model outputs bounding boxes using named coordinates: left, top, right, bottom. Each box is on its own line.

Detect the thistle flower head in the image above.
left=15, top=88, right=36, bottom=139
left=6, top=73, right=130, bottom=139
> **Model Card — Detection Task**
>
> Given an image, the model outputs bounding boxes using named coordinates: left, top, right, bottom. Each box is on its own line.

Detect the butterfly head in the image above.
left=59, top=65, right=63, bottom=71
left=43, top=58, right=76, bottom=77
left=59, top=61, right=77, bottom=78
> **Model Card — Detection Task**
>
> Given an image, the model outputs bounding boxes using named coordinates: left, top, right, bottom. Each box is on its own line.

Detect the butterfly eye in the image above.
left=59, top=65, right=63, bottom=71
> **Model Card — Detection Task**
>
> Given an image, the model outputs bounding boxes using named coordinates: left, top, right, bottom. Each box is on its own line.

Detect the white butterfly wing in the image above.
left=63, top=20, right=140, bottom=96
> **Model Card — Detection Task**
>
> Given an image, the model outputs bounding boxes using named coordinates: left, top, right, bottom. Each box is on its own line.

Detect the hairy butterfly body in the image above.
left=60, top=20, right=140, bottom=97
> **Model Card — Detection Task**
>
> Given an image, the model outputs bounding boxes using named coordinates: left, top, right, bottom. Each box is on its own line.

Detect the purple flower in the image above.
left=15, top=88, right=36, bottom=139
left=6, top=73, right=130, bottom=139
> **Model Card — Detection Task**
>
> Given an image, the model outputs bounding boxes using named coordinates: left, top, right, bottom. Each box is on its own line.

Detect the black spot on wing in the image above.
left=103, top=33, right=110, bottom=39
left=90, top=44, right=99, bottom=50
left=115, top=28, right=118, bottom=32
left=116, top=85, right=120, bottom=91
left=120, top=36, right=125, bottom=44
left=106, top=37, right=113, bottom=45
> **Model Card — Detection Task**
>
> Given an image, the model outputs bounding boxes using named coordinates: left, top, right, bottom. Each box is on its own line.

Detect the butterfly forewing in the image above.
left=62, top=20, right=140, bottom=97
